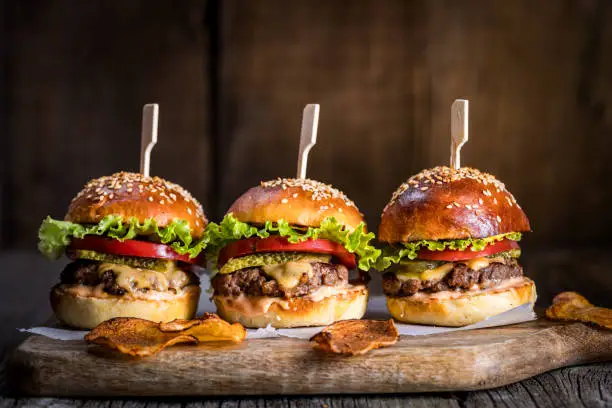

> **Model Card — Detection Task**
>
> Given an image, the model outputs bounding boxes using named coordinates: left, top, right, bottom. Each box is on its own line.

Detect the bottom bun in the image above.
left=213, top=285, right=368, bottom=328
left=50, top=284, right=200, bottom=329
left=386, top=278, right=537, bottom=327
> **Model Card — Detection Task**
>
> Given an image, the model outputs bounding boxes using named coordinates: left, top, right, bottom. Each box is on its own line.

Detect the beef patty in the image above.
left=59, top=259, right=199, bottom=296
left=382, top=261, right=523, bottom=297
left=211, top=262, right=367, bottom=298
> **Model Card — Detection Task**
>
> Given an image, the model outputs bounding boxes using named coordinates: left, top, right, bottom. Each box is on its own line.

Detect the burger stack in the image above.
left=38, top=167, right=536, bottom=329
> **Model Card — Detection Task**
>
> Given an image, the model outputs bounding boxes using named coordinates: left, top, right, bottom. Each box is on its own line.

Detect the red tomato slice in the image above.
left=68, top=236, right=204, bottom=265
left=218, top=236, right=357, bottom=269
left=416, top=239, right=520, bottom=261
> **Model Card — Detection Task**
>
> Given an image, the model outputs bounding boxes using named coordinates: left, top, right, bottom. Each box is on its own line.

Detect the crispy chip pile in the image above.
left=310, top=319, right=399, bottom=356
left=546, top=292, right=612, bottom=330
left=85, top=313, right=246, bottom=356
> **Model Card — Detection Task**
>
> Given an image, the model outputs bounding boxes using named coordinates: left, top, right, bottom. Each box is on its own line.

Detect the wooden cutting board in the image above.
left=7, top=317, right=612, bottom=396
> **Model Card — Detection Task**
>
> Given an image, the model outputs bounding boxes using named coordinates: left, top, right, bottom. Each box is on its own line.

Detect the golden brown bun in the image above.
left=379, top=166, right=530, bottom=242
left=213, top=285, right=368, bottom=328
left=66, top=172, right=207, bottom=237
left=50, top=284, right=200, bottom=329
left=386, top=278, right=536, bottom=327
left=227, top=178, right=364, bottom=230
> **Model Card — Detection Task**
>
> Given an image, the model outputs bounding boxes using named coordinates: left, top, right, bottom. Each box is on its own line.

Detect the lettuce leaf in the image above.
left=38, top=215, right=201, bottom=260
left=204, top=213, right=381, bottom=271
left=375, top=232, right=522, bottom=271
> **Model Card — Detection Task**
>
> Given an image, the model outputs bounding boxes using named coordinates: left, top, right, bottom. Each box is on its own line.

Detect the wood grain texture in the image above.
left=2, top=0, right=612, bottom=252
left=217, top=0, right=612, bottom=249
left=2, top=0, right=213, bottom=249
left=7, top=317, right=612, bottom=397
left=1, top=249, right=611, bottom=405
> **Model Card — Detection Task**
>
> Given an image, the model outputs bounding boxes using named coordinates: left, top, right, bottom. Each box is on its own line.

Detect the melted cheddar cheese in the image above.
left=261, top=262, right=313, bottom=290
left=97, top=262, right=191, bottom=292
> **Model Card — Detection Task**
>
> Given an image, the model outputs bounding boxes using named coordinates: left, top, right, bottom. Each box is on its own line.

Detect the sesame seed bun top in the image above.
left=65, top=172, right=207, bottom=237
left=378, top=166, right=530, bottom=243
left=227, top=178, right=365, bottom=230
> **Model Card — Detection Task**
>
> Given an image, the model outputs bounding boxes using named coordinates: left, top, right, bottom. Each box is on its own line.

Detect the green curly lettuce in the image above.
left=38, top=215, right=202, bottom=260
left=375, top=232, right=522, bottom=271
left=203, top=213, right=381, bottom=271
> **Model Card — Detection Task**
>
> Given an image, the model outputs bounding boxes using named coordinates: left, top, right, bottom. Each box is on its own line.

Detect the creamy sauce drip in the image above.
left=58, top=283, right=194, bottom=300
left=408, top=277, right=529, bottom=301
left=215, top=284, right=367, bottom=317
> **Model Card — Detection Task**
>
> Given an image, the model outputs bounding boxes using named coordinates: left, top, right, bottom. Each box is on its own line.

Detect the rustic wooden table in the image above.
left=1, top=250, right=611, bottom=407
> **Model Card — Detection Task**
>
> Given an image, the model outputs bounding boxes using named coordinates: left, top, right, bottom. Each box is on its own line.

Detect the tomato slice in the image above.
left=218, top=236, right=357, bottom=269
left=416, top=239, right=520, bottom=261
left=68, top=236, right=204, bottom=265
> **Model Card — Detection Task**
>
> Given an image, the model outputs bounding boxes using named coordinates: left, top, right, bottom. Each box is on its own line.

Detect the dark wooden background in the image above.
left=2, top=0, right=612, bottom=253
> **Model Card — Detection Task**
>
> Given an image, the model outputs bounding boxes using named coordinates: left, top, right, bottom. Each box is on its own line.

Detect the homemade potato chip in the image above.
left=310, top=319, right=399, bottom=356
left=546, top=292, right=612, bottom=330
left=85, top=313, right=246, bottom=357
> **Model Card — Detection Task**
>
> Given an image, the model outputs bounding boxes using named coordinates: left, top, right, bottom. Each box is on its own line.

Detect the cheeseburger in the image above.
left=207, top=178, right=379, bottom=328
left=38, top=172, right=207, bottom=329
left=377, top=166, right=536, bottom=326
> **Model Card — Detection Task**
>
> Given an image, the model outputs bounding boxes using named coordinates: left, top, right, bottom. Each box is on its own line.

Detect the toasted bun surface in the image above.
left=386, top=278, right=536, bottom=326
left=227, top=178, right=364, bottom=230
left=213, top=286, right=368, bottom=328
left=66, top=172, right=207, bottom=237
left=50, top=284, right=200, bottom=329
left=379, top=166, right=530, bottom=242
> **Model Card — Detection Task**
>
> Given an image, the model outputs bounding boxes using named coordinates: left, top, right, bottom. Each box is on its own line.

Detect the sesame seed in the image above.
left=446, top=204, right=453, bottom=209
left=493, top=198, right=498, bottom=205
left=496, top=215, right=502, bottom=223
left=338, top=208, right=343, bottom=213
left=160, top=200, right=165, bottom=204
left=479, top=198, right=483, bottom=205
left=384, top=166, right=510, bottom=211
left=466, top=204, right=472, bottom=210
left=420, top=187, right=428, bottom=191
left=187, top=208, right=193, bottom=215
left=261, top=178, right=357, bottom=208
left=148, top=196, right=153, bottom=202
left=281, top=198, right=288, bottom=204
left=108, top=193, right=114, bottom=199
left=454, top=202, right=461, bottom=207
left=292, top=193, right=298, bottom=198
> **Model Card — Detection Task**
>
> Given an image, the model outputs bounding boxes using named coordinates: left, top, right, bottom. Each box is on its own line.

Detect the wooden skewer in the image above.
left=140, top=103, right=159, bottom=177
left=296, top=104, right=320, bottom=179
left=450, top=99, right=469, bottom=170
